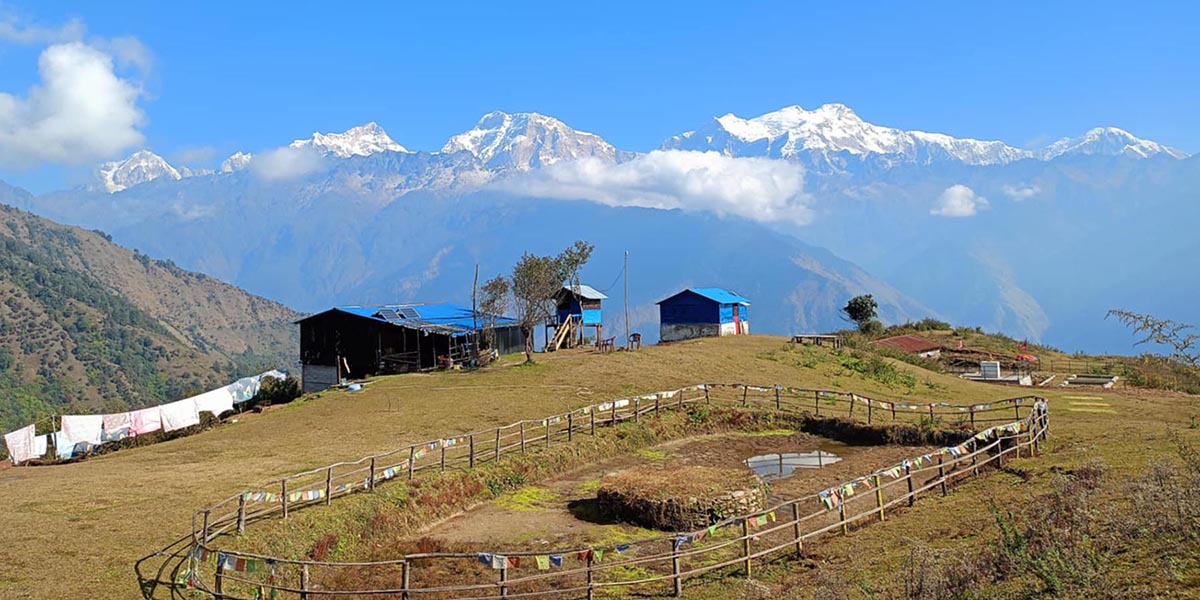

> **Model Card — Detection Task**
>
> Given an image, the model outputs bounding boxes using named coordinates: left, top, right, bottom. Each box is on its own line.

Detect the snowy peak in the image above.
left=96, top=150, right=183, bottom=193
left=220, top=151, right=254, bottom=173
left=442, top=111, right=623, bottom=172
left=1041, top=127, right=1188, bottom=160
left=666, top=103, right=1033, bottom=169
left=289, top=122, right=408, bottom=158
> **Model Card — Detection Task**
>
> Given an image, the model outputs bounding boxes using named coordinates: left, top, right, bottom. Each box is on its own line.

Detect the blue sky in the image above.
left=0, top=1, right=1197, bottom=191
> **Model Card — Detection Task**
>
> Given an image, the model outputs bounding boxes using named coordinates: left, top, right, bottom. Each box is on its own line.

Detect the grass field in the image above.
left=1, top=335, right=1197, bottom=599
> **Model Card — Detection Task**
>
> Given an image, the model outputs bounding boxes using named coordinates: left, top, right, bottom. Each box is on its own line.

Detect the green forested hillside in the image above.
left=0, top=203, right=299, bottom=431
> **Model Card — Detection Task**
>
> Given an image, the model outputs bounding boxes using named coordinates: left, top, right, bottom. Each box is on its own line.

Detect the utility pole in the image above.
left=471, top=263, right=479, bottom=368
left=623, top=250, right=630, bottom=349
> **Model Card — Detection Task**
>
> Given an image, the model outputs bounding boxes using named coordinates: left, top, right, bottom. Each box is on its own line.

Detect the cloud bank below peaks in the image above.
left=495, top=150, right=815, bottom=225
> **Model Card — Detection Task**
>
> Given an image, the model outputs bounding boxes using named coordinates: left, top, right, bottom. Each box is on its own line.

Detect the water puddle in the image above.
left=745, top=451, right=842, bottom=481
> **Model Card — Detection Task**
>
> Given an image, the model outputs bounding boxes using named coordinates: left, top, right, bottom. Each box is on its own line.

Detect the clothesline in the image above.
left=2, top=369, right=287, bottom=465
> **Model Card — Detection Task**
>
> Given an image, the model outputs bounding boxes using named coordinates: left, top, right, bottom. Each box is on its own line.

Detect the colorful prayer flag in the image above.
left=550, top=555, right=563, bottom=567
left=536, top=555, right=550, bottom=570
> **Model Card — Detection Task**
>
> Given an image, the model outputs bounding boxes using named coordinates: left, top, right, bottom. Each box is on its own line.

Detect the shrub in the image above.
left=253, top=376, right=301, bottom=407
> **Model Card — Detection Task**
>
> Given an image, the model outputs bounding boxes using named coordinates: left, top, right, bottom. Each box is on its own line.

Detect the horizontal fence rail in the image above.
left=155, top=384, right=1048, bottom=600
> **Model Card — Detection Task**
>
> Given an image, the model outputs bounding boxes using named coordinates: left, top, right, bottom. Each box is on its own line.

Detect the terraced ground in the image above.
left=1, top=335, right=1197, bottom=599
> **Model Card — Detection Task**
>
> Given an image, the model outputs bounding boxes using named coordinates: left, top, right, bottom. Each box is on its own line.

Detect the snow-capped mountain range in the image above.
left=91, top=104, right=1189, bottom=193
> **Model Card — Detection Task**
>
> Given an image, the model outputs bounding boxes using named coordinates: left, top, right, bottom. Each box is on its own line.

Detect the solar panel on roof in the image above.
left=398, top=306, right=420, bottom=319
left=375, top=309, right=403, bottom=323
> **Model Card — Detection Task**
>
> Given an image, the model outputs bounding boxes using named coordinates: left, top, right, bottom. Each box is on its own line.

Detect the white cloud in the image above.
left=0, top=41, right=146, bottom=167
left=250, top=146, right=324, bottom=181
left=1002, top=183, right=1041, bottom=201
left=496, top=150, right=815, bottom=225
left=0, top=16, right=85, bottom=45
left=931, top=184, right=989, bottom=217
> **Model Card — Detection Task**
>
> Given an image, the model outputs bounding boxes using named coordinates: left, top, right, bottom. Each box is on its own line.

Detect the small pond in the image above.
left=745, top=450, right=842, bottom=481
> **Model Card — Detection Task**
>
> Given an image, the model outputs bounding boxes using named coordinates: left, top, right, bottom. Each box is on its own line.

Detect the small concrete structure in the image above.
left=961, top=360, right=1032, bottom=386
left=791, top=334, right=844, bottom=349
left=1063, top=374, right=1119, bottom=389
left=657, top=288, right=750, bottom=343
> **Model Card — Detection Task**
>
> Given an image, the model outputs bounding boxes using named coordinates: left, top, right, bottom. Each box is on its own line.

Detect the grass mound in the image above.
left=597, top=465, right=765, bottom=531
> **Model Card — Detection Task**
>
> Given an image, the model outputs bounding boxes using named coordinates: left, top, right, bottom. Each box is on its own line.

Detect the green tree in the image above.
left=509, top=241, right=594, bottom=363
left=842, top=294, right=879, bottom=331
left=478, top=275, right=511, bottom=354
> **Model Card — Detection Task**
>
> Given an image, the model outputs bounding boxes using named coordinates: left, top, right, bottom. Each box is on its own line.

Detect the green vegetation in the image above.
left=0, top=204, right=298, bottom=433
left=841, top=294, right=880, bottom=333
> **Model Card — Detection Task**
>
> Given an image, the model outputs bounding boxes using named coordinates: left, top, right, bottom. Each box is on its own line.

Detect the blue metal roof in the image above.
left=657, top=287, right=751, bottom=305
left=298, top=302, right=518, bottom=337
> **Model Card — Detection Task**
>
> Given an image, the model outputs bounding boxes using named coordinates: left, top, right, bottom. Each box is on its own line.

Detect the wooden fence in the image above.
left=155, top=384, right=1048, bottom=599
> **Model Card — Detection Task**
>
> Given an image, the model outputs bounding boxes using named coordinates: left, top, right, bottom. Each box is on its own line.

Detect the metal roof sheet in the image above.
left=657, top=287, right=751, bottom=305
left=296, top=302, right=518, bottom=337
left=562, top=284, right=608, bottom=300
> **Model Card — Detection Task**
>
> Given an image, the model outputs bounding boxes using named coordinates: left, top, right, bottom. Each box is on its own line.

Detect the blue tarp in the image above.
left=300, top=302, right=518, bottom=338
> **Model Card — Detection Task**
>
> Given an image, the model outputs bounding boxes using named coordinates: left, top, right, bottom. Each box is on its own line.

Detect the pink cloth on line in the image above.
left=130, top=407, right=163, bottom=435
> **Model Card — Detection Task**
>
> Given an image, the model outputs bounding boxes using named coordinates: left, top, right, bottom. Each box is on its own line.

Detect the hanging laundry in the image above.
left=62, top=415, right=104, bottom=446
left=160, top=399, right=201, bottom=432
left=130, top=406, right=163, bottom=435
left=192, top=387, right=236, bottom=418
left=3, top=424, right=36, bottom=465
left=102, top=412, right=134, bottom=436
left=32, top=434, right=47, bottom=460
left=53, top=431, right=77, bottom=459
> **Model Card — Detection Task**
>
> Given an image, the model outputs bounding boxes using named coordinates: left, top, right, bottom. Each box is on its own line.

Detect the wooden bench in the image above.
left=790, top=334, right=844, bottom=349
left=599, top=336, right=617, bottom=354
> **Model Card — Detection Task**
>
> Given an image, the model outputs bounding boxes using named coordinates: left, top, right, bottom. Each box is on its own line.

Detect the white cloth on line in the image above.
left=191, top=387, right=235, bottom=417
left=130, top=406, right=163, bottom=435
left=32, top=434, right=47, bottom=459
left=3, top=424, right=37, bottom=465
left=102, top=412, right=133, bottom=434
left=160, top=399, right=200, bottom=433
left=54, top=431, right=77, bottom=459
left=61, top=415, right=104, bottom=446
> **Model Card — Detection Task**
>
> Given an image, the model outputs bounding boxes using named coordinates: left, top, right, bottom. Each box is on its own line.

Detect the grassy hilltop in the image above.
left=0, top=335, right=1197, bottom=599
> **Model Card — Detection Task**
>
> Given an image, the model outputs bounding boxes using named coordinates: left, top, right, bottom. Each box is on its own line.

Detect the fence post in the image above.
left=905, top=464, right=914, bottom=506
left=299, top=563, right=309, bottom=600
left=202, top=509, right=211, bottom=542
left=814, top=391, right=820, bottom=416
left=848, top=394, right=855, bottom=418
left=568, top=413, right=574, bottom=442
left=938, top=455, right=947, bottom=496
left=408, top=446, right=416, bottom=480
left=590, top=410, right=596, bottom=436
left=672, top=542, right=683, bottom=597
left=742, top=385, right=748, bottom=407
left=499, top=562, right=508, bottom=599
left=545, top=419, right=551, bottom=447
left=635, top=398, right=640, bottom=423
left=520, top=422, right=526, bottom=454
left=970, top=407, right=976, bottom=430
left=401, top=560, right=410, bottom=600
left=214, top=558, right=225, bottom=600
left=891, top=402, right=897, bottom=421
left=704, top=386, right=710, bottom=405
left=1014, top=402, right=1021, bottom=420
left=325, top=467, right=333, bottom=505
left=586, top=554, right=595, bottom=600
left=237, top=493, right=246, bottom=533
left=838, top=500, right=848, bottom=535
left=792, top=502, right=803, bottom=557
left=495, top=428, right=502, bottom=461
left=874, top=475, right=884, bottom=522
left=369, top=457, right=376, bottom=490
left=469, top=434, right=475, bottom=469
left=611, top=401, right=617, bottom=425
left=655, top=396, right=661, bottom=416
left=867, top=400, right=873, bottom=425
left=972, top=448, right=979, bottom=477
left=775, top=385, right=782, bottom=410
left=928, top=404, right=935, bottom=421
left=741, top=519, right=752, bottom=577
left=281, top=480, right=288, bottom=519
left=440, top=441, right=446, bottom=472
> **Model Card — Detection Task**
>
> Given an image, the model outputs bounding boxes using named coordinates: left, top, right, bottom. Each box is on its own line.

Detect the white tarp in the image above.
left=191, top=387, right=235, bottom=417
left=61, top=415, right=104, bottom=446
left=130, top=406, right=163, bottom=435
left=3, top=424, right=36, bottom=465
left=160, top=399, right=200, bottom=432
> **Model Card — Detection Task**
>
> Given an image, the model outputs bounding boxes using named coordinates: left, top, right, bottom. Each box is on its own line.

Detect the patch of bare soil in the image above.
left=421, top=430, right=935, bottom=548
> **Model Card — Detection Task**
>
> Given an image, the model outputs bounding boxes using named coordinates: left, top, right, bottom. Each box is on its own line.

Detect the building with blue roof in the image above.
left=296, top=302, right=522, bottom=392
left=657, top=288, right=751, bottom=343
left=547, top=284, right=608, bottom=350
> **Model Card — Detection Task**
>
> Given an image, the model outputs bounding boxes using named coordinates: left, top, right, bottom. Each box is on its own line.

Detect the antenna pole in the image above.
left=472, top=263, right=479, bottom=367
left=623, top=250, right=630, bottom=349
